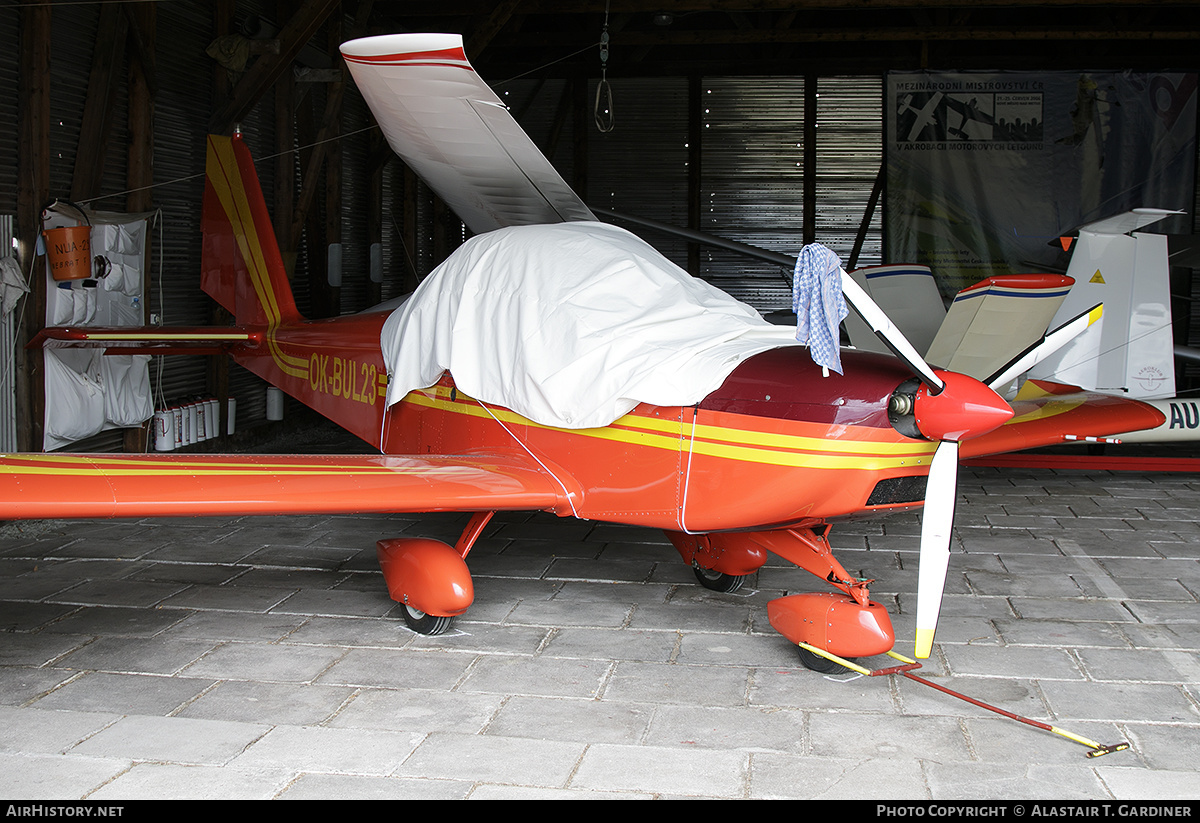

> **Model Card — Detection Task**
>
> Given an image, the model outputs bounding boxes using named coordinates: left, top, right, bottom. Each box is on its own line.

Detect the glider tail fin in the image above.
left=1028, top=210, right=1178, bottom=399
left=201, top=133, right=300, bottom=329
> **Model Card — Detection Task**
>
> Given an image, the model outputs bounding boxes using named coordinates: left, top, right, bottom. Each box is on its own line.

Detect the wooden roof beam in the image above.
left=208, top=0, right=340, bottom=135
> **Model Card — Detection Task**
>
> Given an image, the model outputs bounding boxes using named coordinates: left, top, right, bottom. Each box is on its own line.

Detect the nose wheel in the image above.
left=402, top=604, right=453, bottom=635
left=796, top=644, right=855, bottom=674
left=693, top=567, right=748, bottom=593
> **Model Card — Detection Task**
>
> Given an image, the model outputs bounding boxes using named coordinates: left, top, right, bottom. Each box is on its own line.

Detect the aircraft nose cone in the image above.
left=914, top=370, right=1014, bottom=442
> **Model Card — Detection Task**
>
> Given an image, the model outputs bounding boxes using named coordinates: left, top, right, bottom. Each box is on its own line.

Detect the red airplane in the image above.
left=0, top=34, right=1164, bottom=670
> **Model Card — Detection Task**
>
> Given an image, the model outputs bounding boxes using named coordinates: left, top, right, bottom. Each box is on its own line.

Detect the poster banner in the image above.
left=886, top=71, right=1196, bottom=294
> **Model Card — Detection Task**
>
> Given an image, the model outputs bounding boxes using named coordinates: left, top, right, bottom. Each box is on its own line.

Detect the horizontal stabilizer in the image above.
left=925, top=274, right=1073, bottom=380
left=1065, top=208, right=1182, bottom=237
left=843, top=265, right=944, bottom=357
left=30, top=326, right=258, bottom=356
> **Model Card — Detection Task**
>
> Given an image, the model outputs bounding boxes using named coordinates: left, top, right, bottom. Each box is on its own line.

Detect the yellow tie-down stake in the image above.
left=796, top=642, right=1130, bottom=759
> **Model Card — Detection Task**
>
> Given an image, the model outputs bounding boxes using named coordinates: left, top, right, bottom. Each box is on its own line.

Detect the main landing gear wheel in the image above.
left=797, top=645, right=854, bottom=675
left=402, top=605, right=453, bottom=635
left=693, top=567, right=748, bottom=593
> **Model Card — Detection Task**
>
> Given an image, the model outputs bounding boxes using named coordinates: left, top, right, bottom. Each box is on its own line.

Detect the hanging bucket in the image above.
left=43, top=225, right=92, bottom=281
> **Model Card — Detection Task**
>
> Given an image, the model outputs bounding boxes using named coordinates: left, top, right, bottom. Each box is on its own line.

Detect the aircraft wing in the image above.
left=0, top=452, right=573, bottom=520
left=340, top=33, right=594, bottom=234
left=959, top=380, right=1166, bottom=459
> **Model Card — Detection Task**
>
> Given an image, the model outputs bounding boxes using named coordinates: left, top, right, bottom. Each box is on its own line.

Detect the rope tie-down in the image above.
left=796, top=643, right=1131, bottom=759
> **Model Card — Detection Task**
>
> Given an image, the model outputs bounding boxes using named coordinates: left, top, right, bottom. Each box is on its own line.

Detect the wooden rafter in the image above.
left=208, top=0, right=340, bottom=135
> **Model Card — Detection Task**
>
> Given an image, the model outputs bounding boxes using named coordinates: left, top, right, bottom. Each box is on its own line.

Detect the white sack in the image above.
left=382, top=222, right=799, bottom=429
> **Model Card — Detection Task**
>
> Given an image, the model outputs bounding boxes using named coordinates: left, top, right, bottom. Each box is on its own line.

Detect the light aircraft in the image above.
left=0, top=34, right=1166, bottom=669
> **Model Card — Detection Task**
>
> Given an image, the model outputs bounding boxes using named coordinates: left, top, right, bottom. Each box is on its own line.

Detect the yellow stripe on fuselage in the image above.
left=404, top=386, right=935, bottom=470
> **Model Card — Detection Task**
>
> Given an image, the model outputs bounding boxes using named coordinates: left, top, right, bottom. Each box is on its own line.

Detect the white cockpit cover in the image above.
left=382, top=222, right=801, bottom=429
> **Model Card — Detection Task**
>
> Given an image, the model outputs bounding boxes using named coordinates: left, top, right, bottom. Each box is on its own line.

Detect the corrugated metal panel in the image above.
left=337, top=87, right=372, bottom=314
left=0, top=11, right=18, bottom=216
left=699, top=77, right=806, bottom=310
left=816, top=76, right=884, bottom=267
left=0, top=215, right=16, bottom=452
left=588, top=77, right=689, bottom=268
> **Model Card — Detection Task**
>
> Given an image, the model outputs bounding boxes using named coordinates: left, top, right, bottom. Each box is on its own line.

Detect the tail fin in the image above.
left=1028, top=209, right=1180, bottom=399
left=201, top=133, right=300, bottom=328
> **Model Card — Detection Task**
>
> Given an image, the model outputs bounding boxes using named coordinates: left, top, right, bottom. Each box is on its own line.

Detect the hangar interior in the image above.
left=2, top=0, right=1199, bottom=453
left=2, top=1, right=1200, bottom=801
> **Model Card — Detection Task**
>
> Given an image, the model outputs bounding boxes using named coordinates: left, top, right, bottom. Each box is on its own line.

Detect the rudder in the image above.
left=201, top=133, right=300, bottom=328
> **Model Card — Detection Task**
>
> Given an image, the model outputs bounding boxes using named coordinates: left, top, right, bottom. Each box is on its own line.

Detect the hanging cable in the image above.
left=593, top=2, right=615, bottom=133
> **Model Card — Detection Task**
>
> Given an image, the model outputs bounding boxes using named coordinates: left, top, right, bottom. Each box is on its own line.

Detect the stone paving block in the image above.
left=44, top=578, right=190, bottom=609
left=41, top=604, right=193, bottom=637
left=126, top=561, right=246, bottom=587
left=504, top=593, right=635, bottom=628
left=1121, top=623, right=1200, bottom=651
left=406, top=622, right=551, bottom=655
left=627, top=598, right=754, bottom=635
left=1125, top=600, right=1200, bottom=624
left=328, top=687, right=503, bottom=734
left=1094, top=767, right=1200, bottom=800
left=748, top=753, right=929, bottom=799
left=1039, top=680, right=1200, bottom=723
left=963, top=715, right=1131, bottom=764
left=316, top=647, right=476, bottom=690
left=808, top=712, right=973, bottom=761
left=459, top=654, right=612, bottom=699
left=485, top=694, right=653, bottom=744
left=178, top=680, right=356, bottom=726
left=645, top=703, right=808, bottom=753
left=677, top=628, right=801, bottom=666
left=1112, top=724, right=1200, bottom=773
left=277, top=772, right=475, bottom=799
left=544, top=556, right=657, bottom=583
left=0, top=706, right=121, bottom=755
left=924, top=761, right=1110, bottom=800
left=160, top=583, right=296, bottom=613
left=896, top=673, right=1051, bottom=720
left=396, top=731, right=585, bottom=787
left=1074, top=646, right=1200, bottom=684
left=0, top=752, right=131, bottom=800
left=88, top=762, right=290, bottom=800
left=1010, top=596, right=1137, bottom=622
left=603, top=660, right=751, bottom=707
left=0, top=665, right=76, bottom=706
left=161, top=610, right=310, bottom=643
left=569, top=741, right=746, bottom=797
left=71, top=714, right=271, bottom=766
left=53, top=635, right=216, bottom=676
left=181, top=640, right=348, bottom=683
left=0, top=599, right=80, bottom=632
left=940, top=643, right=1085, bottom=680
left=269, top=587, right=396, bottom=619
left=542, top=626, right=679, bottom=663
left=994, top=617, right=1131, bottom=648
left=965, top=569, right=1086, bottom=597
left=33, top=671, right=214, bottom=716
left=232, top=725, right=425, bottom=775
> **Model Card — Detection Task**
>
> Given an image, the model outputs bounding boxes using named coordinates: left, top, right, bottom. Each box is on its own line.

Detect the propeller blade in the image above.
left=984, top=303, right=1104, bottom=391
left=915, top=439, right=959, bottom=659
left=840, top=271, right=946, bottom=393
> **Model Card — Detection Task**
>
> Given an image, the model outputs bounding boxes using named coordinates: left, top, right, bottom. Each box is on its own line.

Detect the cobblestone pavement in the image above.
left=1, top=464, right=1198, bottom=799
